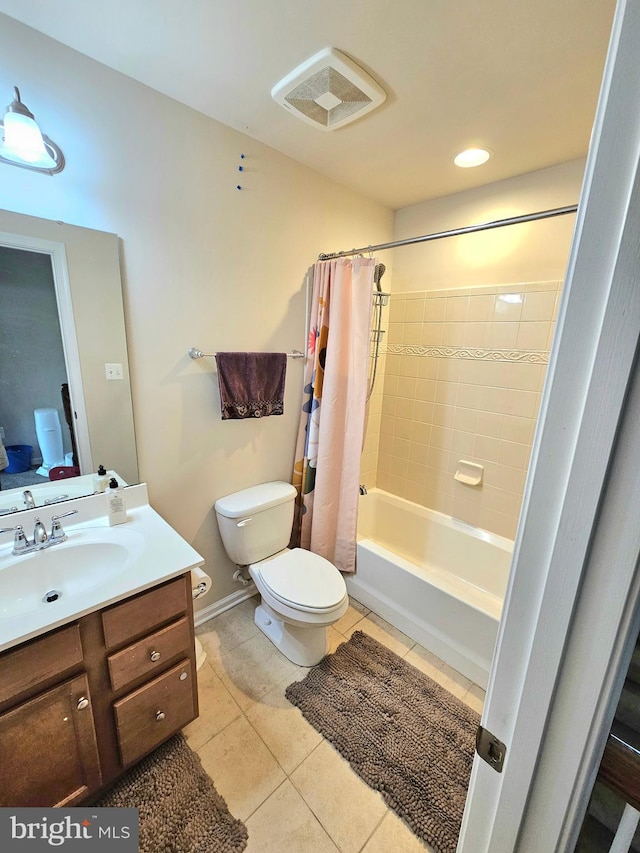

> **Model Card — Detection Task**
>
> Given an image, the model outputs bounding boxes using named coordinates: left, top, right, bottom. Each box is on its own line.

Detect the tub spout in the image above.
left=359, top=484, right=368, bottom=495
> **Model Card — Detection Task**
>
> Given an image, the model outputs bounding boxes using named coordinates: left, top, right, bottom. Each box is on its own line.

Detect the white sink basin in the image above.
left=0, top=528, right=145, bottom=619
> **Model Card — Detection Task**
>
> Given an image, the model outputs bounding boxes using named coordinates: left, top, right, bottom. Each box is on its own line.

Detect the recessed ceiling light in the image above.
left=453, top=147, right=492, bottom=168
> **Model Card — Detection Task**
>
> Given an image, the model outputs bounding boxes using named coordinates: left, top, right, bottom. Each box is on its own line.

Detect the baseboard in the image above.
left=193, top=583, right=257, bottom=627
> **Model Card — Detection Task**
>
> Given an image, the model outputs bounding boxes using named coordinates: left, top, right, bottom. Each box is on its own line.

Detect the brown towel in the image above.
left=215, top=352, right=287, bottom=420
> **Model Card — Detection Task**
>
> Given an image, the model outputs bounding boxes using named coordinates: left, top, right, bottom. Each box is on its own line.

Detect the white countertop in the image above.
left=0, top=483, right=204, bottom=653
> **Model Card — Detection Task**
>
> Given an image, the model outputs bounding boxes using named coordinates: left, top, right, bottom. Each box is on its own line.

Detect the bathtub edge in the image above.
left=344, top=570, right=491, bottom=690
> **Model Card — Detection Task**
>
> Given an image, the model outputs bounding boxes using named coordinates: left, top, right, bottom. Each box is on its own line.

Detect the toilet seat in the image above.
left=253, top=548, right=347, bottom=614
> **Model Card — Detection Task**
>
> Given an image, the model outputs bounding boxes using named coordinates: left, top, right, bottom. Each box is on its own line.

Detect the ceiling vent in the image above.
left=271, top=47, right=386, bottom=131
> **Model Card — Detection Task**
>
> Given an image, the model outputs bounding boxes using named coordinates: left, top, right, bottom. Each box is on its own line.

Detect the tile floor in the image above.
left=186, top=595, right=485, bottom=853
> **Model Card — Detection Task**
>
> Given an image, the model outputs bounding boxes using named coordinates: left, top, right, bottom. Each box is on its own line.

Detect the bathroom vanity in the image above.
left=0, top=484, right=204, bottom=807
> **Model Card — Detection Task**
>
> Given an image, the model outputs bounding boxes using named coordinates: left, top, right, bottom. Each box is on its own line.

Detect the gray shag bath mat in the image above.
left=92, top=733, right=248, bottom=853
left=285, top=630, right=479, bottom=853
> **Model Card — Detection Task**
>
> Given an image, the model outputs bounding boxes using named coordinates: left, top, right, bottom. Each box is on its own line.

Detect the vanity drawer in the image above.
left=0, top=624, right=83, bottom=706
left=107, top=617, right=192, bottom=692
left=113, top=659, right=195, bottom=767
left=102, top=576, right=188, bottom=650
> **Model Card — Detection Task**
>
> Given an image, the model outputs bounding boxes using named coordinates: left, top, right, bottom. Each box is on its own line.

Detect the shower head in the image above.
left=374, top=263, right=386, bottom=292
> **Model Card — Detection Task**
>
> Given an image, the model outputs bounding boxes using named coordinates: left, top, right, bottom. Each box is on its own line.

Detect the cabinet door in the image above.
left=0, top=673, right=102, bottom=807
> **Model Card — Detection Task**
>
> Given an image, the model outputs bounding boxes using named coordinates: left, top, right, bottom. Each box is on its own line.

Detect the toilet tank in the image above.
left=214, top=481, right=297, bottom=565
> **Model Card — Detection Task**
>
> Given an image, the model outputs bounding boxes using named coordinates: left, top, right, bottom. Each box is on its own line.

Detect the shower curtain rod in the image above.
left=317, top=204, right=578, bottom=260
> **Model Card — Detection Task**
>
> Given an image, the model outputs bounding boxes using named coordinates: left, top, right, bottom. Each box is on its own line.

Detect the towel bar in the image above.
left=189, top=347, right=304, bottom=360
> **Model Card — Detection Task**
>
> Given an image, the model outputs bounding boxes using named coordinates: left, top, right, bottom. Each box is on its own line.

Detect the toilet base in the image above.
left=194, top=636, right=207, bottom=671
left=36, top=460, right=66, bottom=477
left=254, top=601, right=328, bottom=667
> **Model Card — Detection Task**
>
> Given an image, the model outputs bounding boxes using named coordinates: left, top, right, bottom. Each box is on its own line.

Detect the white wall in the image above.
left=0, top=15, right=394, bottom=608
left=392, top=160, right=585, bottom=291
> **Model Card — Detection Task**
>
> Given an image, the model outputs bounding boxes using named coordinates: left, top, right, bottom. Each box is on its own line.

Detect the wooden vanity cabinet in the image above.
left=0, top=572, right=199, bottom=807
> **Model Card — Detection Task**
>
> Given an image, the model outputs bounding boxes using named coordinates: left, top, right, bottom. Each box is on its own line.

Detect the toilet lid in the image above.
left=257, top=548, right=346, bottom=611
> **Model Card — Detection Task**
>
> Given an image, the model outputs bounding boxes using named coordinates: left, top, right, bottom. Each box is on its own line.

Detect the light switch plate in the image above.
left=105, top=363, right=123, bottom=380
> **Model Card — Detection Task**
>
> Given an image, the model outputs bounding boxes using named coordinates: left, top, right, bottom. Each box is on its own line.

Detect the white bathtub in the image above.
left=345, top=489, right=513, bottom=688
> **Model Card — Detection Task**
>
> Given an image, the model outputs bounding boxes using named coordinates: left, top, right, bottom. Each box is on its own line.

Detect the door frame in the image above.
left=458, top=0, right=640, bottom=848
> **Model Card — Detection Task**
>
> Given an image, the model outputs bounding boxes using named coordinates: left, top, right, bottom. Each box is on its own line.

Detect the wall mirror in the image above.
left=0, top=209, right=138, bottom=512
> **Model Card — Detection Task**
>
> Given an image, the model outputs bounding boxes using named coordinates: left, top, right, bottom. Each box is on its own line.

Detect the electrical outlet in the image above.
left=105, top=363, right=124, bottom=381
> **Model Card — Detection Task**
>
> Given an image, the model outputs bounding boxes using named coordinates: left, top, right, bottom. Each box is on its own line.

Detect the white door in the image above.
left=458, top=0, right=640, bottom=849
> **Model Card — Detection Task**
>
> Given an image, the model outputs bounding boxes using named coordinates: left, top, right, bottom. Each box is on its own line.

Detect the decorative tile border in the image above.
left=393, top=280, right=562, bottom=299
left=383, top=343, right=549, bottom=364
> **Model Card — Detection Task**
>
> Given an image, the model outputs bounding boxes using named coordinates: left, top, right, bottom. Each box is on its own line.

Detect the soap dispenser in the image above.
left=93, top=464, right=109, bottom=493
left=105, top=477, right=127, bottom=526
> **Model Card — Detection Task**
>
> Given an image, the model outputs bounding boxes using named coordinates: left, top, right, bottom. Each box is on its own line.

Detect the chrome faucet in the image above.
left=33, top=518, right=48, bottom=546
left=23, top=490, right=35, bottom=509
left=0, top=509, right=78, bottom=555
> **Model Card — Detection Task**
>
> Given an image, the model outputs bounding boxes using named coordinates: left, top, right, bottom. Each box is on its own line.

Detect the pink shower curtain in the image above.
left=291, top=257, right=374, bottom=573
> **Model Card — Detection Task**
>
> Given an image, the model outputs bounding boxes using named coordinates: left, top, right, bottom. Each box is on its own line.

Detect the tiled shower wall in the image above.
left=361, top=280, right=563, bottom=539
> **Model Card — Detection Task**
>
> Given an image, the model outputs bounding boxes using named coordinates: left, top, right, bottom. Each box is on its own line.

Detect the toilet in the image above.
left=34, top=407, right=67, bottom=477
left=215, top=481, right=348, bottom=666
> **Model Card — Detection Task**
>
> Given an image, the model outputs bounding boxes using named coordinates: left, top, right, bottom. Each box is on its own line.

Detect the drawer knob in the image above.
left=155, top=710, right=166, bottom=722
left=77, top=697, right=89, bottom=710
left=150, top=650, right=161, bottom=662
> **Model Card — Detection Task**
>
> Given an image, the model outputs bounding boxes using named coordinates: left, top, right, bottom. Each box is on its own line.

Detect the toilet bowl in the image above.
left=214, top=481, right=348, bottom=666
left=249, top=547, right=348, bottom=666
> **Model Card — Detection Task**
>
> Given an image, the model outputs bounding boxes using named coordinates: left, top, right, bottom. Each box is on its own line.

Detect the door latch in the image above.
left=476, top=725, right=506, bottom=773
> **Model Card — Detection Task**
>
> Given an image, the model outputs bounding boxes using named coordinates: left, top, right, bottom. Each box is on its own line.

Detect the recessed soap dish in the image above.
left=454, top=460, right=484, bottom=487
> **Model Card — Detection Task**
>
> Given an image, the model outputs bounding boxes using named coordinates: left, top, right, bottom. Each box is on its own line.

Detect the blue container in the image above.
left=4, top=444, right=33, bottom=474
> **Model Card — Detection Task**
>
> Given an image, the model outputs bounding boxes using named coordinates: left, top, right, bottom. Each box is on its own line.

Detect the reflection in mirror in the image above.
left=0, top=470, right=128, bottom=517
left=0, top=209, right=139, bottom=511
left=1, top=246, right=75, bottom=477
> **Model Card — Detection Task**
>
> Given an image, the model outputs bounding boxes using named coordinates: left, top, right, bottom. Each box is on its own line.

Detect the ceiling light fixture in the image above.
left=453, top=147, right=492, bottom=168
left=0, top=86, right=65, bottom=175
